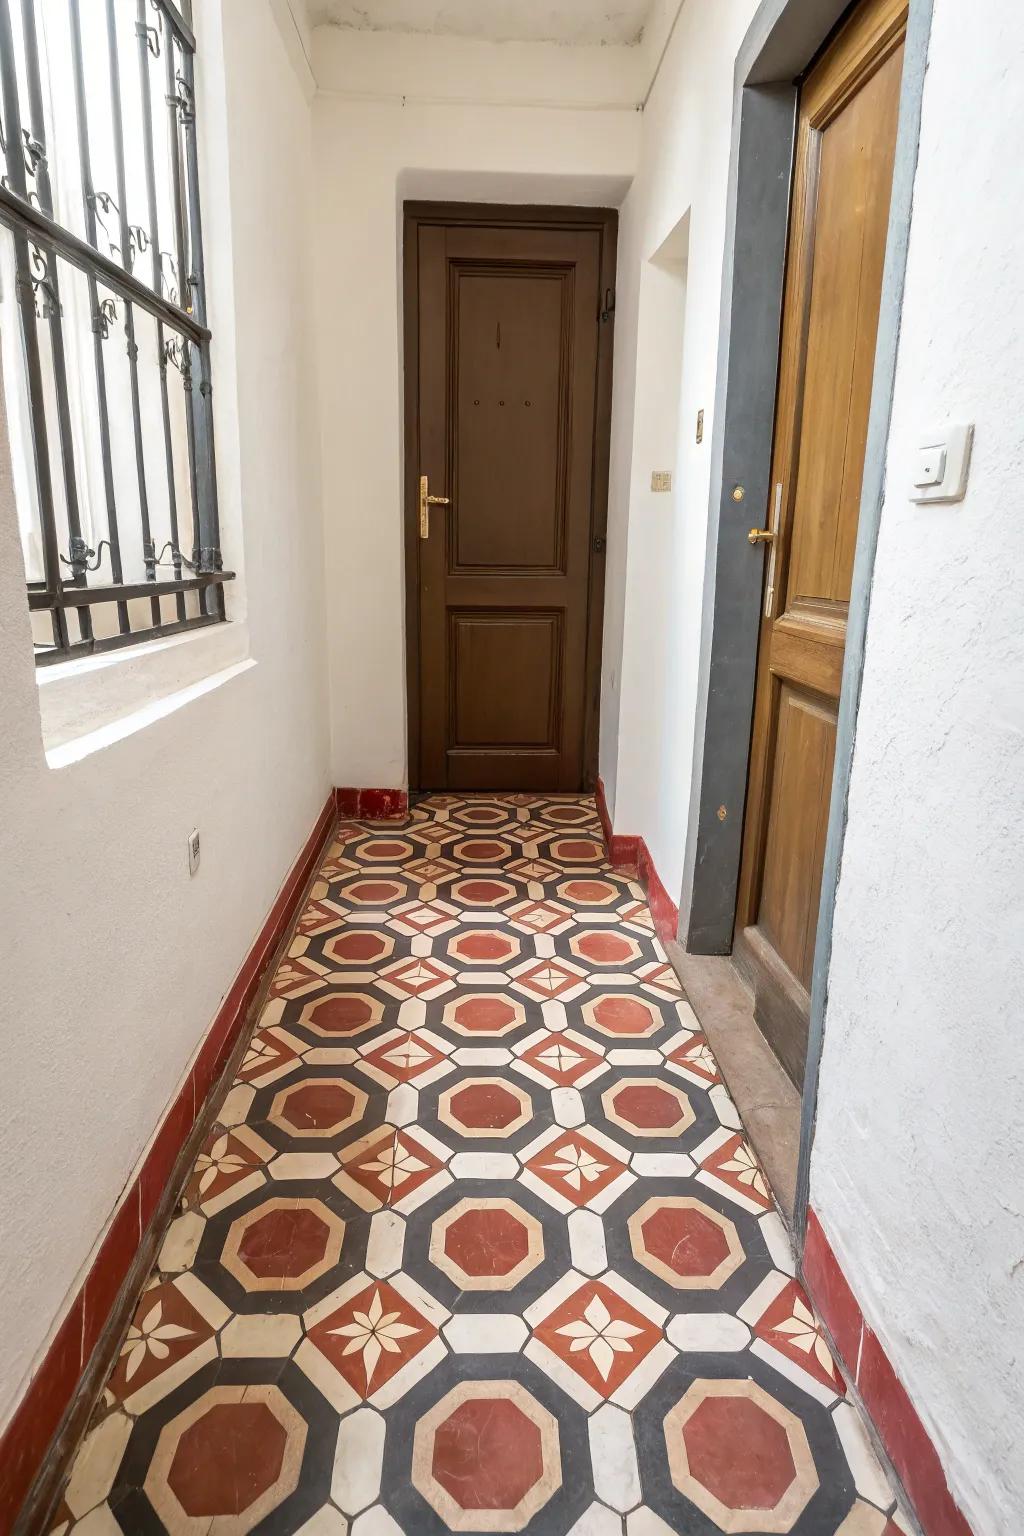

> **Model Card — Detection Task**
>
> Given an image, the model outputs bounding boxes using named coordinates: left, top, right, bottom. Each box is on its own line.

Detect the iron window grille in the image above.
left=0, top=0, right=232, bottom=665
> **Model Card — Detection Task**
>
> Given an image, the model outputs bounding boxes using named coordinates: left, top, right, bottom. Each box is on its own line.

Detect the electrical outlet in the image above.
left=651, top=470, right=672, bottom=493
left=187, top=828, right=201, bottom=877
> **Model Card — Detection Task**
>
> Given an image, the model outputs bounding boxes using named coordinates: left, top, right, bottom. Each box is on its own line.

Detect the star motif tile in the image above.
left=52, top=794, right=903, bottom=1536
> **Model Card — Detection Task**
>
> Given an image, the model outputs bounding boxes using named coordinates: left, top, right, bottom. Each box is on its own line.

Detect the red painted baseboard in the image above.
left=0, top=795, right=336, bottom=1535
left=803, top=1209, right=975, bottom=1536
left=595, top=776, right=679, bottom=944
left=334, top=787, right=409, bottom=820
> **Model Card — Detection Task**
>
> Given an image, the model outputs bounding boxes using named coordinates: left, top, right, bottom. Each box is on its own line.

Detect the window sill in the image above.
left=38, top=621, right=253, bottom=766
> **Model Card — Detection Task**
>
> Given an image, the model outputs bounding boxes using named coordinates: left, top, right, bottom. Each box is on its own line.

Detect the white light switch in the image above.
left=910, top=424, right=974, bottom=504
left=914, top=445, right=946, bottom=487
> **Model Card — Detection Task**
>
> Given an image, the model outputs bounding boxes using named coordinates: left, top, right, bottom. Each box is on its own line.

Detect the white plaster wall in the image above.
left=0, top=0, right=330, bottom=1431
left=311, top=87, right=639, bottom=788
left=810, top=4, right=1024, bottom=1531
left=599, top=0, right=759, bottom=899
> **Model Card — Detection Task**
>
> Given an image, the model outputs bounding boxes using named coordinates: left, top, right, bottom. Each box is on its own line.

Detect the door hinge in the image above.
left=593, top=535, right=606, bottom=554
left=599, top=287, right=615, bottom=324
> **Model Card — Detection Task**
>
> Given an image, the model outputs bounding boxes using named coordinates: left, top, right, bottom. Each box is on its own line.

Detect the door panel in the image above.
left=450, top=610, right=562, bottom=751
left=454, top=270, right=568, bottom=572
left=734, top=0, right=906, bottom=1085
left=409, top=212, right=615, bottom=792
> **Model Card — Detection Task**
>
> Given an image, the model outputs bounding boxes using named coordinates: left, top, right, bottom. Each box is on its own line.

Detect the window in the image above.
left=0, top=0, right=231, bottom=665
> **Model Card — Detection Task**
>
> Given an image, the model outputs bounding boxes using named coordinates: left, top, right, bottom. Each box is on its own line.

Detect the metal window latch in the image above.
left=418, top=474, right=450, bottom=540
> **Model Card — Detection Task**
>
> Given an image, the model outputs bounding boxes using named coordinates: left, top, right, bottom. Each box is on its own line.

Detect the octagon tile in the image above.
left=220, top=1196, right=345, bottom=1292
left=429, top=1197, right=544, bottom=1291
left=602, top=1077, right=696, bottom=1139
left=437, top=1077, right=532, bottom=1139
left=628, top=1195, right=745, bottom=1291
left=663, top=1378, right=820, bottom=1532
left=441, top=991, right=527, bottom=1037
left=411, top=1380, right=561, bottom=1532
left=144, top=1384, right=307, bottom=1534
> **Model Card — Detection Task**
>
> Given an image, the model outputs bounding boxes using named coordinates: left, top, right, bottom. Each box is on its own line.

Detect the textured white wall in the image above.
left=599, top=0, right=758, bottom=895
left=0, top=0, right=330, bottom=1431
left=810, top=4, right=1024, bottom=1532
left=311, top=91, right=639, bottom=788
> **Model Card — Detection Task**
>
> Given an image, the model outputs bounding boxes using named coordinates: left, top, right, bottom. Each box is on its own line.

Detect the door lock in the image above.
left=419, top=474, right=450, bottom=539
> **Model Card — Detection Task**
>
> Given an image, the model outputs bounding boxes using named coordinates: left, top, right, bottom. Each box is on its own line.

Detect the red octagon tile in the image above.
left=145, top=1385, right=306, bottom=1533
left=581, top=993, right=665, bottom=1038
left=322, top=929, right=395, bottom=966
left=269, top=1076, right=367, bottom=1138
left=438, top=1077, right=532, bottom=1138
left=340, top=877, right=408, bottom=906
left=546, top=836, right=605, bottom=864
left=448, top=929, right=521, bottom=966
left=442, top=992, right=526, bottom=1037
left=557, top=877, right=621, bottom=907
left=628, top=1196, right=744, bottom=1290
left=664, top=1379, right=819, bottom=1531
left=569, top=929, right=643, bottom=967
left=539, top=802, right=597, bottom=826
left=412, top=1381, right=561, bottom=1530
left=449, top=877, right=519, bottom=908
left=221, top=1197, right=345, bottom=1292
left=352, top=836, right=416, bottom=863
left=451, top=803, right=514, bottom=829
left=602, top=1078, right=695, bottom=1139
left=451, top=838, right=514, bottom=864
left=430, top=1197, right=544, bottom=1291
left=299, top=993, right=384, bottom=1039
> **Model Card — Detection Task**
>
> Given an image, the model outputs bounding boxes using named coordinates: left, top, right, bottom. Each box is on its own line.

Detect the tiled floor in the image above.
left=51, top=795, right=909, bottom=1536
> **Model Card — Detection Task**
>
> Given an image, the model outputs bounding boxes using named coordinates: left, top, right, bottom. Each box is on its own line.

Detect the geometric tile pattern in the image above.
left=52, top=795, right=907, bottom=1535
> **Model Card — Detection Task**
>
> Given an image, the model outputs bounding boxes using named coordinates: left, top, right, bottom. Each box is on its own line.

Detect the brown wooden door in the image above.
left=734, top=0, right=906, bottom=1085
left=406, top=208, right=616, bottom=792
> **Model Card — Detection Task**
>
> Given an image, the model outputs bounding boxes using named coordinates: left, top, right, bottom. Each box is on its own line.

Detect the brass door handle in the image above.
left=419, top=474, right=451, bottom=539
left=747, top=527, right=776, bottom=545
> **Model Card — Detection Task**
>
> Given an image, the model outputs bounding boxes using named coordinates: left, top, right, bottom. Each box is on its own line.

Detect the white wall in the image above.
left=0, top=0, right=329, bottom=1434
left=599, top=0, right=759, bottom=905
left=311, top=67, right=639, bottom=787
left=810, top=4, right=1024, bottom=1531
left=603, top=1, right=1024, bottom=1528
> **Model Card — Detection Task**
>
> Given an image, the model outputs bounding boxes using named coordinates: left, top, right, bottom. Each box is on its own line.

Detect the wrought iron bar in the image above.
left=180, top=46, right=222, bottom=610
left=21, top=0, right=94, bottom=641
left=137, top=0, right=186, bottom=619
left=105, top=0, right=160, bottom=626
left=157, top=322, right=186, bottom=617
left=69, top=0, right=129, bottom=633
left=0, top=187, right=208, bottom=341
left=0, top=0, right=69, bottom=650
left=7, top=0, right=228, bottom=661
left=28, top=572, right=234, bottom=608
left=165, top=28, right=188, bottom=307
left=154, top=0, right=194, bottom=53
left=35, top=609, right=223, bottom=667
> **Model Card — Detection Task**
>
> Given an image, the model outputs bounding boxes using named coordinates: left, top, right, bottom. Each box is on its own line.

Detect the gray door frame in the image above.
left=677, top=0, right=934, bottom=1244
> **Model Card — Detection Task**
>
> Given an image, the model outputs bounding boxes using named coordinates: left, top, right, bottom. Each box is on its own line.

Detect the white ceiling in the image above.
left=305, top=0, right=653, bottom=47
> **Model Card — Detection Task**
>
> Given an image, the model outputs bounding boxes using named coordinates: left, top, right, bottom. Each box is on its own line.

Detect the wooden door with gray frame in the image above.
left=734, top=0, right=907, bottom=1084
left=404, top=204, right=616, bottom=792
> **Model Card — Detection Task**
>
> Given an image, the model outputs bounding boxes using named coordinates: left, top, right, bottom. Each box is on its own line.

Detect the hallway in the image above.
left=51, top=797, right=906, bottom=1536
